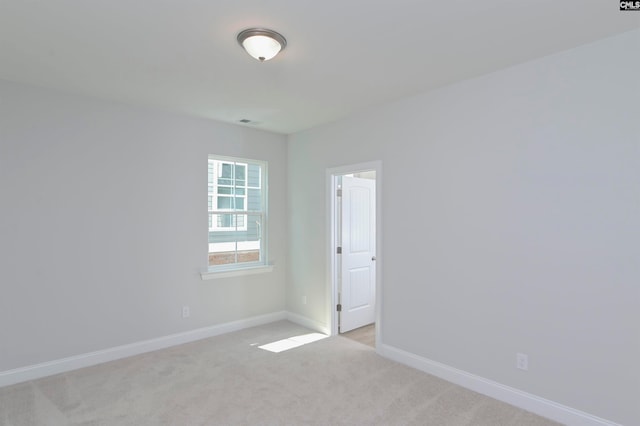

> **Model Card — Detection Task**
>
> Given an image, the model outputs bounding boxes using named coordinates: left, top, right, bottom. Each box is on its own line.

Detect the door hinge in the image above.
left=336, top=303, right=342, bottom=312
left=336, top=246, right=342, bottom=254
left=337, top=188, right=342, bottom=197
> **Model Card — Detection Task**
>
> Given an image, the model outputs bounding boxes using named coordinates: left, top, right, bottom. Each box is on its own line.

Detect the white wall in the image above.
left=287, top=30, right=640, bottom=425
left=0, top=80, right=287, bottom=372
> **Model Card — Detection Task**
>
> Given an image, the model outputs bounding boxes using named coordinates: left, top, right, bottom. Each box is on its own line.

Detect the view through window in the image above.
left=208, top=156, right=266, bottom=268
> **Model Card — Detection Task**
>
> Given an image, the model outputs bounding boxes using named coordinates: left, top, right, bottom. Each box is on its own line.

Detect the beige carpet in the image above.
left=341, top=323, right=375, bottom=348
left=0, top=321, right=561, bottom=425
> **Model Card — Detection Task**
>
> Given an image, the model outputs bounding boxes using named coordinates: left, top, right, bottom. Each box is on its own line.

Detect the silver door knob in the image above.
left=371, top=256, right=376, bottom=261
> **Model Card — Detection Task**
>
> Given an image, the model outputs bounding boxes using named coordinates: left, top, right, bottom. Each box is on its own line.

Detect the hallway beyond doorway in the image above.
left=341, top=323, right=375, bottom=348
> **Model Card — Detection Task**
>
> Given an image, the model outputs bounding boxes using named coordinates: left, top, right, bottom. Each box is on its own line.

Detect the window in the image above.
left=207, top=155, right=266, bottom=270
left=209, top=160, right=248, bottom=231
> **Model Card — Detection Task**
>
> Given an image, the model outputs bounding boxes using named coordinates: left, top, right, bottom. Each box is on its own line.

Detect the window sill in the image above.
left=200, top=264, right=274, bottom=280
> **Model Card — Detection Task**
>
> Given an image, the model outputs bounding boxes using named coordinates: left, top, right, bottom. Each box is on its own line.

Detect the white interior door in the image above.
left=340, top=176, right=376, bottom=333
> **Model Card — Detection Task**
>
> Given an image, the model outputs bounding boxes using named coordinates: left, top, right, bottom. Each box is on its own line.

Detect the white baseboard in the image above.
left=0, top=311, right=287, bottom=388
left=7, top=314, right=611, bottom=426
left=285, top=311, right=330, bottom=335
left=378, top=343, right=620, bottom=426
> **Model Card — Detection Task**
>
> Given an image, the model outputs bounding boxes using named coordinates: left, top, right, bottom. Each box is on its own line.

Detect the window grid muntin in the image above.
left=208, top=160, right=249, bottom=232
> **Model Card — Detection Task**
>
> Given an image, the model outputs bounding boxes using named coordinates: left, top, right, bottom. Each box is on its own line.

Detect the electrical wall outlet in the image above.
left=516, top=353, right=528, bottom=371
left=302, top=296, right=307, bottom=305
left=182, top=306, right=190, bottom=318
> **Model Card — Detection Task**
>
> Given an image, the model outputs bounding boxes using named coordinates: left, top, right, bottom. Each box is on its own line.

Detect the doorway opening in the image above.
left=328, top=161, right=381, bottom=350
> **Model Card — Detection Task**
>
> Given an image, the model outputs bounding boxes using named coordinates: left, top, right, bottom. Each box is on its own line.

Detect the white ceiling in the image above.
left=0, top=1, right=638, bottom=134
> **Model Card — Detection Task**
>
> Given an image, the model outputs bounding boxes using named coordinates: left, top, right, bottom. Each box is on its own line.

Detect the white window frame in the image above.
left=203, top=155, right=269, bottom=278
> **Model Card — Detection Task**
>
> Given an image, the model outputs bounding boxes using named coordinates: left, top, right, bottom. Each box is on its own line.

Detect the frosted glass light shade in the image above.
left=237, top=29, right=287, bottom=62
left=242, top=35, right=281, bottom=61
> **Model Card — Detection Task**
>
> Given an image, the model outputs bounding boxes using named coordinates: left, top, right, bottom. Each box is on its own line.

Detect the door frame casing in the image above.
left=326, top=161, right=382, bottom=350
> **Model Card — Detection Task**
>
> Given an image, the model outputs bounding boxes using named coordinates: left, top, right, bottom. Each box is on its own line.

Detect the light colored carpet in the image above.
left=0, top=321, right=561, bottom=425
left=341, top=323, right=375, bottom=348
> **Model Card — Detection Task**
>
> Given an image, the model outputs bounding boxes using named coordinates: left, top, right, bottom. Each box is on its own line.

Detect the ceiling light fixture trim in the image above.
left=237, top=28, right=287, bottom=62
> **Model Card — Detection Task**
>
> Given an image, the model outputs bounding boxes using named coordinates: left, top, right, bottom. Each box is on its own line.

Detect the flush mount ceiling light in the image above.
left=237, top=28, right=287, bottom=62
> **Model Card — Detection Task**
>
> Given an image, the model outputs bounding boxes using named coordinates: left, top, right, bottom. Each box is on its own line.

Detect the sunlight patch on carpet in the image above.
left=258, top=333, right=328, bottom=353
